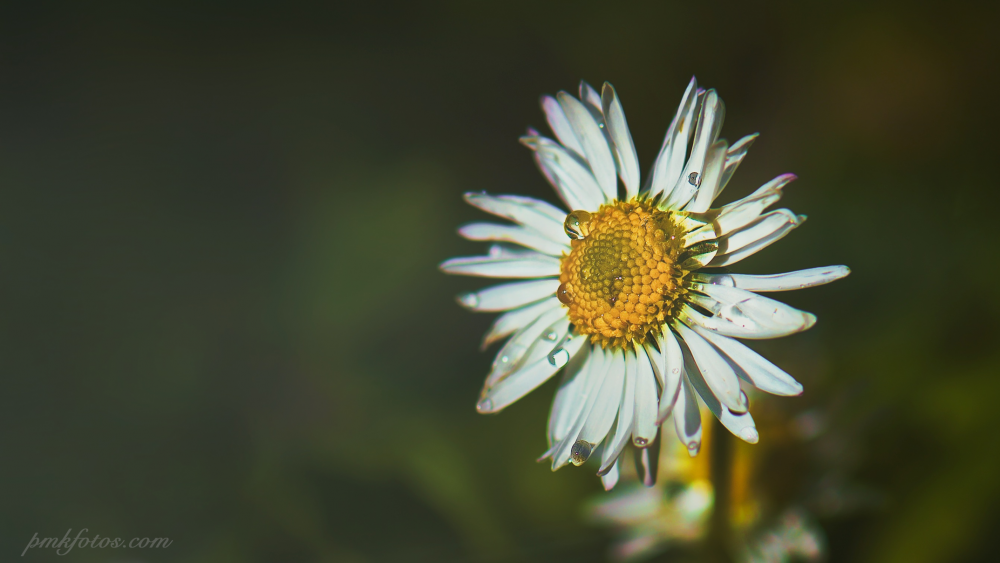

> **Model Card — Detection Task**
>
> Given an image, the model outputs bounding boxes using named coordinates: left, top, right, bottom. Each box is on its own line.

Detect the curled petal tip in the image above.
left=770, top=173, right=798, bottom=189
left=803, top=313, right=817, bottom=331
left=476, top=398, right=495, bottom=414
left=455, top=293, right=478, bottom=310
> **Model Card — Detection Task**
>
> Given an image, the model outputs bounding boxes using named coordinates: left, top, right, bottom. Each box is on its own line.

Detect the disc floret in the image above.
left=557, top=199, right=688, bottom=349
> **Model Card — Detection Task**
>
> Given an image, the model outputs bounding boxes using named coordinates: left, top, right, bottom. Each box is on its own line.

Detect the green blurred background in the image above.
left=1, top=1, right=998, bottom=562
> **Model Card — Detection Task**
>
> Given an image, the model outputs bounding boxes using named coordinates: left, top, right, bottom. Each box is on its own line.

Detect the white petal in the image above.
left=721, top=173, right=796, bottom=212
left=484, top=307, right=567, bottom=388
left=529, top=151, right=588, bottom=212
left=648, top=77, right=699, bottom=199
left=711, top=189, right=783, bottom=240
left=522, top=135, right=605, bottom=210
left=663, top=89, right=725, bottom=210
left=690, top=324, right=803, bottom=396
left=478, top=334, right=586, bottom=413
left=685, top=367, right=759, bottom=444
left=692, top=265, right=851, bottom=292
left=720, top=405, right=759, bottom=444
left=720, top=209, right=801, bottom=253
left=601, top=82, right=640, bottom=200
left=687, top=283, right=816, bottom=338
left=439, top=251, right=560, bottom=278
left=631, top=344, right=659, bottom=446
left=672, top=373, right=703, bottom=456
left=710, top=209, right=804, bottom=267
left=675, top=321, right=747, bottom=413
left=521, top=318, right=576, bottom=368
left=548, top=344, right=592, bottom=446
left=716, top=133, right=758, bottom=201
left=579, top=350, right=626, bottom=445
left=600, top=458, right=620, bottom=491
left=680, top=302, right=809, bottom=341
left=652, top=329, right=684, bottom=424
left=634, top=435, right=660, bottom=486
left=483, top=244, right=547, bottom=259
left=557, top=92, right=617, bottom=202
left=579, top=80, right=604, bottom=115
left=480, top=297, right=560, bottom=349
left=684, top=174, right=793, bottom=246
left=550, top=348, right=611, bottom=469
left=541, top=347, right=610, bottom=458
left=721, top=174, right=798, bottom=211
left=598, top=348, right=637, bottom=475
left=643, top=337, right=665, bottom=388
left=530, top=149, right=566, bottom=210
left=457, top=279, right=560, bottom=312
left=541, top=95, right=585, bottom=158
left=686, top=139, right=728, bottom=213
left=463, top=192, right=567, bottom=244
left=458, top=222, right=569, bottom=256
left=658, top=87, right=705, bottom=207
left=679, top=240, right=719, bottom=270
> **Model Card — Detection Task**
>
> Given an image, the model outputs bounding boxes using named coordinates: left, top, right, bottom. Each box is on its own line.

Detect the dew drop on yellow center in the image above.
left=557, top=200, right=687, bottom=349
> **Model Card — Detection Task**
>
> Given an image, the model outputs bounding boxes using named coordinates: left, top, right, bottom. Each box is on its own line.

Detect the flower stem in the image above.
left=703, top=417, right=733, bottom=563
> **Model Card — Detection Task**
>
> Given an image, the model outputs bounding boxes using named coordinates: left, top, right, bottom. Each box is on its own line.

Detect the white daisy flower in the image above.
left=441, top=78, right=849, bottom=490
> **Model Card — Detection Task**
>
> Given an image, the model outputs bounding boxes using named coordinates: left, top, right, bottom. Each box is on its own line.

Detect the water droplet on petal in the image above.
left=548, top=347, right=570, bottom=368
left=563, top=210, right=593, bottom=240
left=570, top=440, right=593, bottom=466
left=557, top=283, right=573, bottom=305
left=598, top=122, right=605, bottom=129
left=499, top=355, right=510, bottom=365
left=458, top=293, right=479, bottom=308
left=633, top=437, right=648, bottom=446
left=545, top=331, right=558, bottom=342
left=476, top=398, right=493, bottom=413
left=712, top=274, right=736, bottom=287
left=687, top=442, right=700, bottom=456
left=688, top=171, right=702, bottom=187
left=739, top=426, right=759, bottom=444
left=671, top=368, right=680, bottom=375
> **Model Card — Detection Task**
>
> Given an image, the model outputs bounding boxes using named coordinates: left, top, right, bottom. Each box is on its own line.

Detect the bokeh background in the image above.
left=2, top=2, right=998, bottom=562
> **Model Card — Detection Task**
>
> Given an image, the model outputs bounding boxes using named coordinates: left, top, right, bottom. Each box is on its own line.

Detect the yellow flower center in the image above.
left=558, top=200, right=687, bottom=349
